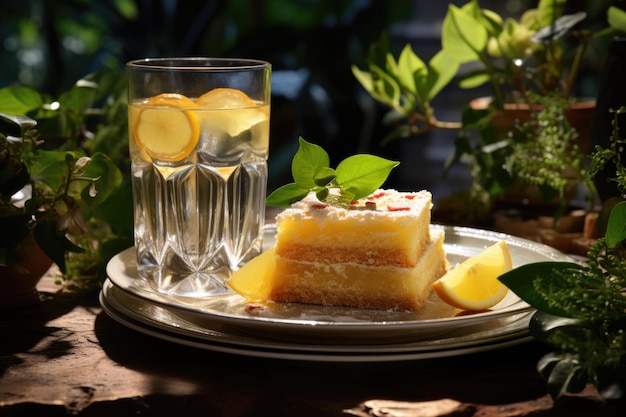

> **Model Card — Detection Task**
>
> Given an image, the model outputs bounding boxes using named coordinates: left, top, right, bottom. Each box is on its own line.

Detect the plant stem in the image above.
left=564, top=30, right=590, bottom=99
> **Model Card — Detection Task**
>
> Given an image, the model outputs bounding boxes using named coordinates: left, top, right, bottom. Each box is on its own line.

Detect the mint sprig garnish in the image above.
left=266, top=137, right=400, bottom=207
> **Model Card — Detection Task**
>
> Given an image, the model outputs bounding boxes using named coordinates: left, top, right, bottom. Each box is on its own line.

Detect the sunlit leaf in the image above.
left=291, top=137, right=329, bottom=188
left=397, top=44, right=426, bottom=95
left=607, top=6, right=626, bottom=34
left=370, top=65, right=401, bottom=108
left=266, top=182, right=310, bottom=207
left=0, top=87, right=43, bottom=116
left=335, top=154, right=399, bottom=200
left=426, top=50, right=460, bottom=100
left=442, top=5, right=488, bottom=64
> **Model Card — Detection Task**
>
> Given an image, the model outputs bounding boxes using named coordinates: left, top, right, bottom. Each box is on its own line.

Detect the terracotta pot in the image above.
left=470, top=97, right=596, bottom=154
left=0, top=233, right=53, bottom=308
left=470, top=97, right=596, bottom=208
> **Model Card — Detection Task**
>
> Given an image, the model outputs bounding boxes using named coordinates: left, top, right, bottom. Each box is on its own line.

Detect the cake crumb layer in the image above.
left=269, top=229, right=448, bottom=311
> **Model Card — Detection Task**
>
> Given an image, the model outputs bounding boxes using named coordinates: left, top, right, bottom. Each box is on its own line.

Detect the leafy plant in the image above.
left=266, top=137, right=399, bottom=208
left=352, top=0, right=626, bottom=217
left=499, top=108, right=626, bottom=401
left=503, top=93, right=596, bottom=216
left=0, top=71, right=133, bottom=293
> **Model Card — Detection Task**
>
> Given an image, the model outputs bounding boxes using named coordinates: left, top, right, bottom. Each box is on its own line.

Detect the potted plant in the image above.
left=0, top=71, right=131, bottom=307
left=351, top=0, right=626, bottom=226
left=499, top=107, right=626, bottom=402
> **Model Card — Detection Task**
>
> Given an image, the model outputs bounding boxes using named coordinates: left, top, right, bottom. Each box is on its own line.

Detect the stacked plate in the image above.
left=100, top=225, right=571, bottom=362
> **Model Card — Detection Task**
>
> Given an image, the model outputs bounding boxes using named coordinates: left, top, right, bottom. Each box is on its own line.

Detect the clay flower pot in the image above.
left=471, top=97, right=596, bottom=155
left=0, top=233, right=53, bottom=308
left=470, top=97, right=596, bottom=208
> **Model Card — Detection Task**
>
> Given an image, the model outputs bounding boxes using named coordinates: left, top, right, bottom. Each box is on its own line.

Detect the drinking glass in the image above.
left=127, top=57, right=271, bottom=297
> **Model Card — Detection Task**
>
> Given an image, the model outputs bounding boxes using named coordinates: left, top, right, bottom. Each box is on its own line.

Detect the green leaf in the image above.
left=0, top=87, right=43, bottom=116
left=316, top=187, right=329, bottom=201
left=335, top=154, right=399, bottom=200
left=498, top=261, right=585, bottom=317
left=367, top=32, right=391, bottom=70
left=547, top=357, right=587, bottom=399
left=607, top=6, right=626, bottom=34
left=370, top=65, right=401, bottom=109
left=313, top=167, right=336, bottom=187
left=605, top=201, right=626, bottom=248
left=266, top=183, right=310, bottom=207
left=397, top=44, right=426, bottom=96
left=27, top=150, right=72, bottom=194
left=444, top=134, right=472, bottom=174
left=426, top=50, right=460, bottom=101
left=90, top=183, right=134, bottom=237
left=534, top=0, right=567, bottom=30
left=351, top=65, right=375, bottom=93
left=479, top=8, right=504, bottom=36
left=458, top=68, right=491, bottom=89
left=442, top=4, right=488, bottom=64
left=291, top=137, right=330, bottom=188
left=58, top=84, right=98, bottom=112
left=529, top=311, right=588, bottom=344
left=33, top=219, right=85, bottom=273
left=270, top=138, right=400, bottom=207
left=80, top=153, right=123, bottom=207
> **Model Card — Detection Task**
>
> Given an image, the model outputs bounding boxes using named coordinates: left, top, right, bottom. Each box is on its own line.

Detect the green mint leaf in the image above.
left=605, top=201, right=626, bottom=248
left=313, top=167, right=336, bottom=186
left=335, top=154, right=400, bottom=200
left=292, top=137, right=330, bottom=188
left=266, top=182, right=310, bottom=207
left=316, top=188, right=329, bottom=201
left=268, top=138, right=400, bottom=207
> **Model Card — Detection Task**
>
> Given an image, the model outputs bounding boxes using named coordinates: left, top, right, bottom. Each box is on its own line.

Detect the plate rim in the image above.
left=99, top=279, right=534, bottom=362
left=106, top=224, right=572, bottom=333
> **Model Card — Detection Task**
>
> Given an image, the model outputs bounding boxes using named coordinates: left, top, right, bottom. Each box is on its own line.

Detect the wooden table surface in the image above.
left=1, top=274, right=623, bottom=417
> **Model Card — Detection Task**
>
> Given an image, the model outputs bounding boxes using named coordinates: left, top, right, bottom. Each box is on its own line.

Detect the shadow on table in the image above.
left=94, top=309, right=556, bottom=414
left=0, top=289, right=93, bottom=378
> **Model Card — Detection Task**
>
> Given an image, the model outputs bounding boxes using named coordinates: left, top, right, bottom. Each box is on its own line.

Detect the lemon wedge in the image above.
left=227, top=247, right=276, bottom=302
left=432, top=240, right=512, bottom=311
left=133, top=93, right=199, bottom=162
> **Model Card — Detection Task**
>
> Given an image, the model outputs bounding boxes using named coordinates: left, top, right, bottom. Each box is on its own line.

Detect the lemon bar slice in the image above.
left=269, top=229, right=448, bottom=311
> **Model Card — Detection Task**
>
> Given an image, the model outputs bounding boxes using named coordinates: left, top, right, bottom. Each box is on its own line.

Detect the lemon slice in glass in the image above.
left=197, top=88, right=268, bottom=139
left=432, top=240, right=512, bottom=311
left=133, top=93, right=199, bottom=162
left=197, top=88, right=256, bottom=108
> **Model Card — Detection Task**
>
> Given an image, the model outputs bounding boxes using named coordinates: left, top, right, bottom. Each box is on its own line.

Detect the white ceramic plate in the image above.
left=106, top=225, right=572, bottom=344
left=100, top=279, right=534, bottom=362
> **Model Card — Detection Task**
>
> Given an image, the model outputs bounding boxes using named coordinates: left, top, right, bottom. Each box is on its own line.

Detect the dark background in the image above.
left=0, top=0, right=617, bottom=199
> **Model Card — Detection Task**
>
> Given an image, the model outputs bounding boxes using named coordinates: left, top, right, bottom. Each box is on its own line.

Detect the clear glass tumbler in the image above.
left=127, top=57, right=271, bottom=297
